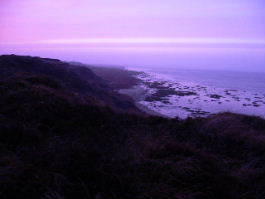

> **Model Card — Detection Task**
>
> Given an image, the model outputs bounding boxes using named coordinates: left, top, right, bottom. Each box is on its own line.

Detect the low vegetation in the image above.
left=0, top=55, right=264, bottom=199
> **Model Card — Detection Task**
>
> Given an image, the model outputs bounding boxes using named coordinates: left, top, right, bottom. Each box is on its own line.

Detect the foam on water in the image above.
left=128, top=69, right=265, bottom=119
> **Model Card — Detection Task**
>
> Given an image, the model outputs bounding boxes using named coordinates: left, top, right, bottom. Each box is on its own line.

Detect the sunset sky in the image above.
left=1, top=0, right=265, bottom=47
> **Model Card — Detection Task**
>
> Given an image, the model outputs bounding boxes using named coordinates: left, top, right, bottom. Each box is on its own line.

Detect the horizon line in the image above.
left=2, top=37, right=265, bottom=46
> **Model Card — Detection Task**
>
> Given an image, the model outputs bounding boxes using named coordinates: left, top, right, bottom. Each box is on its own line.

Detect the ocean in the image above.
left=2, top=46, right=265, bottom=118
left=134, top=67, right=265, bottom=94
left=3, top=46, right=264, bottom=94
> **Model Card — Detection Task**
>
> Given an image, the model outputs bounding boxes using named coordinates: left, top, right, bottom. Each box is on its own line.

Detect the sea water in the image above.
left=137, top=67, right=265, bottom=94
left=2, top=46, right=265, bottom=117
left=3, top=46, right=264, bottom=93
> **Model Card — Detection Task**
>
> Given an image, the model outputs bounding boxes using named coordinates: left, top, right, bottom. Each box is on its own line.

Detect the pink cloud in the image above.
left=0, top=0, right=264, bottom=44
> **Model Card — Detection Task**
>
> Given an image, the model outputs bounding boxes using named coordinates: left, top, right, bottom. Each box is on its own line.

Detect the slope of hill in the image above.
left=0, top=55, right=141, bottom=114
left=0, top=55, right=264, bottom=199
left=89, top=65, right=142, bottom=89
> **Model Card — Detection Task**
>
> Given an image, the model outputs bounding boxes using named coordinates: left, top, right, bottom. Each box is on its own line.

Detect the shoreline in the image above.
left=121, top=68, right=265, bottom=119
left=118, top=85, right=168, bottom=117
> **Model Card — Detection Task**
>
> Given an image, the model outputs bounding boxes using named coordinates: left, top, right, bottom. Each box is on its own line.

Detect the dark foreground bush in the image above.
left=0, top=55, right=264, bottom=199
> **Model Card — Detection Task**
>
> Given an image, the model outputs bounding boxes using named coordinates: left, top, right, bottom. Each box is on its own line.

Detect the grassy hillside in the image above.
left=0, top=55, right=141, bottom=114
left=89, top=66, right=142, bottom=89
left=0, top=55, right=264, bottom=199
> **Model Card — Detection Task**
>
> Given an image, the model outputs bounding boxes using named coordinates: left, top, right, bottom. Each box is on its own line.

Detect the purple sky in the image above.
left=1, top=0, right=265, bottom=47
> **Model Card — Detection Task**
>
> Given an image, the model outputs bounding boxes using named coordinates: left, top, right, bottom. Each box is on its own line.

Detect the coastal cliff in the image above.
left=0, top=55, right=264, bottom=199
